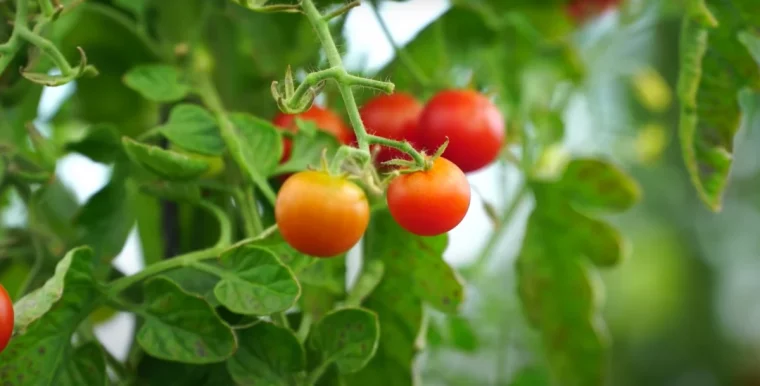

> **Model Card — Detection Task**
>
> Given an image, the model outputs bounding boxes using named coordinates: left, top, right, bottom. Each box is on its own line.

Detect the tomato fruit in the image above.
left=359, top=92, right=423, bottom=166
left=566, top=0, right=620, bottom=23
left=386, top=157, right=471, bottom=236
left=272, top=106, right=354, bottom=163
left=417, top=90, right=505, bottom=174
left=0, top=284, right=13, bottom=353
left=275, top=171, right=370, bottom=257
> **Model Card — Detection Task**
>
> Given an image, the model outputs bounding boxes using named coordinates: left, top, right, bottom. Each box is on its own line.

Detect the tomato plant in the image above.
left=417, top=90, right=505, bottom=173
left=0, top=285, right=12, bottom=353
left=275, top=170, right=370, bottom=257
left=359, top=92, right=423, bottom=166
left=387, top=157, right=471, bottom=236
left=0, top=0, right=755, bottom=385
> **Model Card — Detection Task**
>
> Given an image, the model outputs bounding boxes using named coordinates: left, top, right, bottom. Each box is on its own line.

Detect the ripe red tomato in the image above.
left=0, top=284, right=13, bottom=353
left=566, top=0, right=620, bottom=23
left=275, top=171, right=370, bottom=257
left=272, top=106, right=354, bottom=163
left=359, top=92, right=423, bottom=166
left=386, top=157, right=471, bottom=236
left=417, top=90, right=505, bottom=174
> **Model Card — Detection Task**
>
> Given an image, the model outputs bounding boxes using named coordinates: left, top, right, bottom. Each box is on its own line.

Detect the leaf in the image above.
left=275, top=126, right=341, bottom=175
left=65, top=124, right=123, bottom=163
left=677, top=1, right=760, bottom=211
left=227, top=322, right=306, bottom=385
left=122, top=137, right=210, bottom=181
left=123, top=64, right=191, bottom=102
left=136, top=356, right=233, bottom=386
left=137, top=276, right=237, bottom=364
left=159, top=104, right=225, bottom=156
left=57, top=342, right=108, bottom=386
left=363, top=210, right=463, bottom=314
left=510, top=366, right=550, bottom=386
left=0, top=247, right=102, bottom=385
left=247, top=232, right=316, bottom=273
left=342, top=277, right=423, bottom=386
left=138, top=180, right=202, bottom=203
left=310, top=308, right=380, bottom=374
left=558, top=158, right=641, bottom=212
left=447, top=316, right=479, bottom=353
left=298, top=256, right=347, bottom=295
left=738, top=30, right=760, bottom=65
left=73, top=169, right=136, bottom=264
left=228, top=113, right=283, bottom=177
left=214, top=244, right=301, bottom=315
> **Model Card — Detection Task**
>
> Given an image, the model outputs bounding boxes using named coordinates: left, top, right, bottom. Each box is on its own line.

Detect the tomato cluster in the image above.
left=272, top=89, right=504, bottom=257
left=0, top=284, right=13, bottom=353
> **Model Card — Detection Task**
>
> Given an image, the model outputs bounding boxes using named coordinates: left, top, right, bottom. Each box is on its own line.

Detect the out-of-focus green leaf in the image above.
left=138, top=180, right=202, bottom=203
left=137, top=276, right=237, bottom=364
left=123, top=64, right=190, bottom=103
left=158, top=105, right=224, bottom=157
left=510, top=366, right=551, bottom=386
left=65, top=124, right=123, bottom=164
left=677, top=0, right=760, bottom=211
left=122, top=137, right=210, bottom=181
left=559, top=158, right=642, bottom=213
left=447, top=316, right=479, bottom=353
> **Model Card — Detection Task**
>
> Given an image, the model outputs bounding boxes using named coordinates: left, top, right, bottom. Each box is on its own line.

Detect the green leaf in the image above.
left=228, top=113, right=283, bottom=177
left=247, top=232, right=316, bottom=273
left=227, top=322, right=306, bottom=385
left=559, top=158, right=641, bottom=212
left=123, top=64, right=191, bottom=102
left=137, top=276, right=237, bottom=364
left=342, top=277, right=423, bottom=386
left=138, top=180, right=202, bottom=203
left=0, top=247, right=102, bottom=385
left=65, top=124, right=123, bottom=163
left=510, top=366, right=550, bottom=386
left=565, top=213, right=624, bottom=268
left=159, top=104, right=225, bottom=156
left=738, top=30, right=760, bottom=65
left=136, top=356, right=233, bottom=386
left=57, top=342, right=108, bottom=386
left=310, top=308, right=380, bottom=374
left=73, top=170, right=136, bottom=263
left=275, top=125, right=341, bottom=175
left=214, top=244, right=301, bottom=315
left=677, top=2, right=760, bottom=211
left=363, top=210, right=463, bottom=314
left=447, top=316, right=479, bottom=353
left=298, top=256, right=346, bottom=295
left=122, top=137, right=210, bottom=181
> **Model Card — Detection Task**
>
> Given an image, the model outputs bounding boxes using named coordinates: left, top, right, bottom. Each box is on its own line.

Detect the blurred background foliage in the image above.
left=2, top=0, right=760, bottom=385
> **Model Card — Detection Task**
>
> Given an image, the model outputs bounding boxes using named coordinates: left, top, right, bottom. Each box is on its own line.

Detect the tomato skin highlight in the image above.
left=417, top=89, right=505, bottom=174
left=275, top=171, right=370, bottom=257
left=0, top=284, right=13, bottom=353
left=359, top=93, right=423, bottom=166
left=386, top=157, right=471, bottom=236
left=272, top=106, right=355, bottom=163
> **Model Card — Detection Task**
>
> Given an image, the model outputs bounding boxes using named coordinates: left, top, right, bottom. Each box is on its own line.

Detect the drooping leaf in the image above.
left=0, top=247, right=102, bottom=385
left=227, top=322, right=306, bottom=385
left=363, top=210, right=463, bottom=314
left=159, top=104, right=225, bottom=156
left=213, top=244, right=301, bottom=315
left=123, top=64, right=191, bottom=102
left=137, top=276, right=237, bottom=364
left=122, top=137, right=210, bottom=181
left=310, top=308, right=380, bottom=374
left=677, top=1, right=760, bottom=211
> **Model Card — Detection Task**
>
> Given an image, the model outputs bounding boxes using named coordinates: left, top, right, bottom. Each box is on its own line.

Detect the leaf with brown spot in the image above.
left=310, top=308, right=380, bottom=374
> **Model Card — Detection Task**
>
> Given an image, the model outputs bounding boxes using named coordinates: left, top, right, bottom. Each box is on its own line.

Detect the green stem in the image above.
left=322, top=1, right=359, bottom=21
left=305, top=359, right=333, bottom=386
left=272, top=311, right=290, bottom=329
left=233, top=188, right=258, bottom=238
left=244, top=186, right=264, bottom=235
left=368, top=2, right=430, bottom=88
left=37, top=0, right=55, bottom=17
left=366, top=134, right=426, bottom=167
left=299, top=0, right=373, bottom=154
left=296, top=312, right=313, bottom=343
left=16, top=25, right=73, bottom=74
left=105, top=200, right=231, bottom=296
left=467, top=182, right=529, bottom=279
left=197, top=74, right=278, bottom=205
left=288, top=67, right=393, bottom=111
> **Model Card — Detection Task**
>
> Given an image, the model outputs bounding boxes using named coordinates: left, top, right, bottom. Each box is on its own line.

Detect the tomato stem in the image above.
left=366, top=134, right=427, bottom=168
left=105, top=200, right=232, bottom=297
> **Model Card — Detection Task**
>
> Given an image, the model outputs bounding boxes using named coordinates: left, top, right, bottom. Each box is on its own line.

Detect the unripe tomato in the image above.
left=386, top=157, right=471, bottom=236
left=272, top=106, right=355, bottom=163
left=0, top=284, right=13, bottom=353
left=275, top=171, right=370, bottom=257
left=359, top=93, right=423, bottom=166
left=417, top=90, right=505, bottom=174
left=566, top=0, right=620, bottom=23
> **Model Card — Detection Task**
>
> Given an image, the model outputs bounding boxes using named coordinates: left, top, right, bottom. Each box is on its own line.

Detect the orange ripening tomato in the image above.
left=386, top=157, right=471, bottom=236
left=417, top=90, right=505, bottom=174
left=0, top=284, right=13, bottom=353
left=272, top=106, right=355, bottom=163
left=566, top=0, right=620, bottom=23
left=275, top=171, right=370, bottom=257
left=359, top=92, right=423, bottom=167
